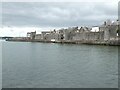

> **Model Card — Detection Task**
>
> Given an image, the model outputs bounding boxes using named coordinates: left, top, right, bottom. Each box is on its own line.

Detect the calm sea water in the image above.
left=2, top=41, right=118, bottom=88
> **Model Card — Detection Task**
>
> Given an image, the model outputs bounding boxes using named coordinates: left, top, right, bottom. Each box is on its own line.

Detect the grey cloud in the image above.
left=2, top=2, right=118, bottom=28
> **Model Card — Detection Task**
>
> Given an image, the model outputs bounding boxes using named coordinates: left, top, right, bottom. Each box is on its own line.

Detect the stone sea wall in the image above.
left=6, top=20, right=120, bottom=46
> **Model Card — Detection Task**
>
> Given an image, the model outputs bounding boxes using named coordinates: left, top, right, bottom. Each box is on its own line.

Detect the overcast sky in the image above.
left=0, top=1, right=119, bottom=36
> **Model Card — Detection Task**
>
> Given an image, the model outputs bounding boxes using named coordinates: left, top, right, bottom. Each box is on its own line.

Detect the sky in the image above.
left=0, top=0, right=119, bottom=37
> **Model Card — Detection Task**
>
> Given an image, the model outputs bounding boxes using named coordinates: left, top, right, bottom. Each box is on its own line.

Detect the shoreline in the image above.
left=6, top=39, right=120, bottom=46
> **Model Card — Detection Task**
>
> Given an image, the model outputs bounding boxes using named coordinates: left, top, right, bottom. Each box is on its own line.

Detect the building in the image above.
left=25, top=19, right=120, bottom=44
left=99, top=20, right=119, bottom=41
left=41, top=30, right=58, bottom=41
left=27, top=31, right=36, bottom=40
left=35, top=34, right=42, bottom=40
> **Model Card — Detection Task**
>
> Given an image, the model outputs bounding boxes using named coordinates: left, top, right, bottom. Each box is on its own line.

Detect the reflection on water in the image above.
left=2, top=41, right=118, bottom=88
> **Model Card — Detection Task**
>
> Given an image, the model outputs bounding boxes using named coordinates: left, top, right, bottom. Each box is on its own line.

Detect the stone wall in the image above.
left=27, top=24, right=119, bottom=44
left=108, top=25, right=117, bottom=40
left=35, top=34, right=42, bottom=40
left=72, top=31, right=104, bottom=41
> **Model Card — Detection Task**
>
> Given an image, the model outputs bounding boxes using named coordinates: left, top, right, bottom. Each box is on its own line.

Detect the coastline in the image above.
left=6, top=38, right=120, bottom=46
left=5, top=19, right=120, bottom=46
